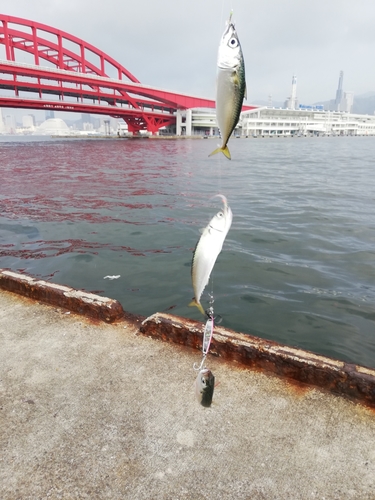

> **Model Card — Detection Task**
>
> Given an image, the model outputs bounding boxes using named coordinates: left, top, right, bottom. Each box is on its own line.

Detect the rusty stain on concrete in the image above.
left=1, top=268, right=375, bottom=409
left=2, top=287, right=375, bottom=499
left=140, top=312, right=375, bottom=409
left=0, top=269, right=125, bottom=323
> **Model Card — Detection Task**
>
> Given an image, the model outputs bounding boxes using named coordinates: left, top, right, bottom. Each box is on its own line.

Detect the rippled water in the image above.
left=1, top=135, right=374, bottom=367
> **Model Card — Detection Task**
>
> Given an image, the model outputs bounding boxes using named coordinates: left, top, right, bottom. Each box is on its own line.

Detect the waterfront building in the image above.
left=174, top=106, right=375, bottom=138
left=241, top=107, right=375, bottom=137
left=175, top=108, right=219, bottom=137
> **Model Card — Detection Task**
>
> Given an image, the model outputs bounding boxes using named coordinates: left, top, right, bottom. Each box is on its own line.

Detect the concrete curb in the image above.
left=2, top=268, right=375, bottom=408
left=0, top=269, right=125, bottom=323
left=140, top=312, right=375, bottom=408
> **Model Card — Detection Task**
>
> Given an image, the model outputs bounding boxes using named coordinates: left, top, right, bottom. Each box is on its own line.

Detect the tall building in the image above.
left=290, top=75, right=297, bottom=110
left=284, top=75, right=298, bottom=110
left=0, top=108, right=4, bottom=133
left=45, top=110, right=55, bottom=120
left=335, top=71, right=344, bottom=111
left=343, top=92, right=354, bottom=113
left=4, top=114, right=16, bottom=133
left=81, top=113, right=91, bottom=123
left=22, top=114, right=36, bottom=128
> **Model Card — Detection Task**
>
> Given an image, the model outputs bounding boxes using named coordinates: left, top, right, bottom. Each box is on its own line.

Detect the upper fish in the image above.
left=189, top=195, right=233, bottom=315
left=209, top=15, right=246, bottom=160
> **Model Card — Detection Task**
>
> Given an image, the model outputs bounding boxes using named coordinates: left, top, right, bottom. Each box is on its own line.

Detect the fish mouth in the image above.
left=211, top=194, right=228, bottom=210
left=222, top=22, right=235, bottom=40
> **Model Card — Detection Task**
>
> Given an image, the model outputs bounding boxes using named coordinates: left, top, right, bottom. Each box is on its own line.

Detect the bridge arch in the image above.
left=0, top=14, right=139, bottom=83
left=0, top=14, right=252, bottom=133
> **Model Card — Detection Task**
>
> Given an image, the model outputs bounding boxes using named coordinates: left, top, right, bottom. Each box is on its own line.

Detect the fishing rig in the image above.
left=193, top=292, right=218, bottom=372
left=191, top=7, right=243, bottom=406
left=193, top=292, right=222, bottom=407
left=193, top=308, right=214, bottom=372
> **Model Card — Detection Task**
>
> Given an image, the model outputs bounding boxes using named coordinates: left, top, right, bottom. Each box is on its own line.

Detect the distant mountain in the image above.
left=312, top=92, right=375, bottom=115
left=352, top=94, right=375, bottom=115
left=356, top=91, right=375, bottom=99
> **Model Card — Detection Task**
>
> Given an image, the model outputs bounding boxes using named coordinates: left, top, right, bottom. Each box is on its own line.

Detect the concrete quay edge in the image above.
left=140, top=312, right=375, bottom=409
left=2, top=268, right=375, bottom=409
left=0, top=268, right=126, bottom=323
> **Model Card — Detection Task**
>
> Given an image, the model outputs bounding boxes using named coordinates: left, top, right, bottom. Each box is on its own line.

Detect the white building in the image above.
left=0, top=108, right=4, bottom=133
left=22, top=114, right=36, bottom=130
left=174, top=106, right=375, bottom=138
left=3, top=114, right=16, bottom=134
left=241, top=107, right=375, bottom=137
left=175, top=108, right=231, bottom=137
left=34, top=118, right=70, bottom=136
left=343, top=92, right=354, bottom=114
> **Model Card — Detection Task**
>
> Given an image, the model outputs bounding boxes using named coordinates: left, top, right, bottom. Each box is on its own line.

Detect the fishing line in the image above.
left=212, top=2, right=227, bottom=312
left=196, top=0, right=234, bottom=364
left=220, top=0, right=225, bottom=35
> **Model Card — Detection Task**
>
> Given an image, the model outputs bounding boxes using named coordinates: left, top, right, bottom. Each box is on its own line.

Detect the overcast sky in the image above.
left=1, top=0, right=375, bottom=105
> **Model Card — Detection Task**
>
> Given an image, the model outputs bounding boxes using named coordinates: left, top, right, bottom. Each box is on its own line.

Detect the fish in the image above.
left=209, top=14, right=246, bottom=160
left=195, top=368, right=215, bottom=407
left=189, top=195, right=233, bottom=315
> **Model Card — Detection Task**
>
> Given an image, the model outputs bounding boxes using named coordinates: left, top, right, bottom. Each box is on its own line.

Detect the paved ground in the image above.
left=1, top=289, right=375, bottom=500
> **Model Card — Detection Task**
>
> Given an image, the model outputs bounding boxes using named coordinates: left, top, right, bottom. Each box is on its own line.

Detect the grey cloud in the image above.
left=1, top=0, right=375, bottom=103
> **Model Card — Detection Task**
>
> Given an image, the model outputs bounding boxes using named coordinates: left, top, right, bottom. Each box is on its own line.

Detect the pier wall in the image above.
left=1, top=268, right=375, bottom=409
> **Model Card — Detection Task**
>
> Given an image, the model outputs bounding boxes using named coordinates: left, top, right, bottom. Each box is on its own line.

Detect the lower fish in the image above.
left=195, top=368, right=215, bottom=407
left=190, top=195, right=233, bottom=315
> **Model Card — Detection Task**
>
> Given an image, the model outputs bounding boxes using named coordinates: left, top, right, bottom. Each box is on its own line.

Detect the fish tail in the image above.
left=208, top=146, right=231, bottom=160
left=189, top=299, right=206, bottom=315
left=222, top=145, right=231, bottom=160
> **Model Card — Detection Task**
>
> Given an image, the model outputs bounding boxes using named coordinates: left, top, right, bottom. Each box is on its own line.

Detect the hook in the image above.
left=193, top=355, right=206, bottom=372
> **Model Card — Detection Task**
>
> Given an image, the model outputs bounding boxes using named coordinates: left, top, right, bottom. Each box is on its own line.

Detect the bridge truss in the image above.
left=0, top=14, right=252, bottom=133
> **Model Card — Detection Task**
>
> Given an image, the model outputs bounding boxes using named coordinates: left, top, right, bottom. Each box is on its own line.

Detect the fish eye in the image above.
left=229, top=37, right=238, bottom=48
left=218, top=212, right=224, bottom=217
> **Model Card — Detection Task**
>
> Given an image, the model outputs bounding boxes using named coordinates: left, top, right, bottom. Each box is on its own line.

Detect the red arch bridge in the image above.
left=0, top=14, right=254, bottom=134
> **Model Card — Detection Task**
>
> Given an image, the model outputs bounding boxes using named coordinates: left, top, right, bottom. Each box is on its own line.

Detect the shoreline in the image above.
left=2, top=134, right=374, bottom=140
left=1, top=267, right=375, bottom=409
left=48, top=133, right=375, bottom=139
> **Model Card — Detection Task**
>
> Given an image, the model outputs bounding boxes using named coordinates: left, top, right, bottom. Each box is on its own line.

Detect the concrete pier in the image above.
left=1, top=282, right=375, bottom=498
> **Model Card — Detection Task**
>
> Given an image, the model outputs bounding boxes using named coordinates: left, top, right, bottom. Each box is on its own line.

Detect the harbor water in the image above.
left=0, top=135, right=374, bottom=368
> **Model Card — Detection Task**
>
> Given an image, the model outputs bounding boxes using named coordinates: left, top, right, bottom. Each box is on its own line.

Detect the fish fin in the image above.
left=222, top=146, right=231, bottom=160
left=208, top=147, right=222, bottom=157
left=208, top=146, right=231, bottom=160
left=232, top=72, right=239, bottom=86
left=189, top=299, right=206, bottom=315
